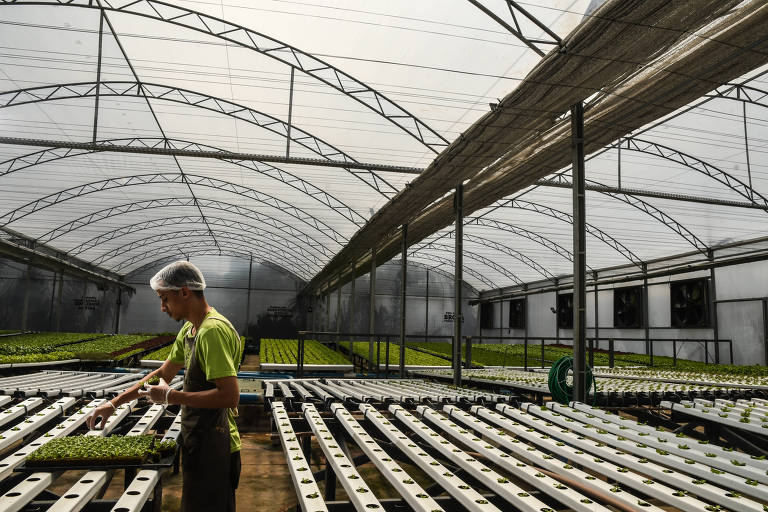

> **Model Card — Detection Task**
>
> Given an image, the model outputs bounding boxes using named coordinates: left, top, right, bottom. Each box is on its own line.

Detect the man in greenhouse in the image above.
left=87, top=260, right=242, bottom=512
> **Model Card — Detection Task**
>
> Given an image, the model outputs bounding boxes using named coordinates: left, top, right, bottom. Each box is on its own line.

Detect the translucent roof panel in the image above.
left=2, top=1, right=768, bottom=291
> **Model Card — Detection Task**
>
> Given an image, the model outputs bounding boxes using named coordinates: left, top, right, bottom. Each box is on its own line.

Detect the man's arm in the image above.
left=172, top=375, right=239, bottom=409
left=86, top=359, right=183, bottom=429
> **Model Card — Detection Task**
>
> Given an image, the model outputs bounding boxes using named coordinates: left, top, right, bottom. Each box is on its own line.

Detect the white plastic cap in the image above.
left=150, top=260, right=206, bottom=291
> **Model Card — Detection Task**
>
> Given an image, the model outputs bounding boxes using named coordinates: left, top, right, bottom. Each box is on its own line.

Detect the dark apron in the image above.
left=180, top=316, right=236, bottom=512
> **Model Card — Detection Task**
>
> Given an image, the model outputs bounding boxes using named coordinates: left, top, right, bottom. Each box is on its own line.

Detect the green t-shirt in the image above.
left=168, top=308, right=242, bottom=453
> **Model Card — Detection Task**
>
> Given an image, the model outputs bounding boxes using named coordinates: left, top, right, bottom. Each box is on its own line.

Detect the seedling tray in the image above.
left=14, top=449, right=176, bottom=473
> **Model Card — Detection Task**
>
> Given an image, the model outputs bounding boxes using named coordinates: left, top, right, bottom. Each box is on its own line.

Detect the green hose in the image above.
left=547, top=356, right=597, bottom=405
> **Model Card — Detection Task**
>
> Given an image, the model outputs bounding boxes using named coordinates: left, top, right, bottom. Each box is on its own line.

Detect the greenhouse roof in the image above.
left=1, top=0, right=768, bottom=294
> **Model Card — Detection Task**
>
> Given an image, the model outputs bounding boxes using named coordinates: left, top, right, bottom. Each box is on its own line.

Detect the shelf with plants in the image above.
left=339, top=340, right=450, bottom=368
left=260, top=338, right=352, bottom=369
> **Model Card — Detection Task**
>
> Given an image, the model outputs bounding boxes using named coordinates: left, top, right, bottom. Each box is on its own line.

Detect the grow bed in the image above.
left=22, top=435, right=177, bottom=469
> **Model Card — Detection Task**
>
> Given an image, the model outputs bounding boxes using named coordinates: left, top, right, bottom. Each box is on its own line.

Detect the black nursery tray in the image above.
left=14, top=449, right=177, bottom=474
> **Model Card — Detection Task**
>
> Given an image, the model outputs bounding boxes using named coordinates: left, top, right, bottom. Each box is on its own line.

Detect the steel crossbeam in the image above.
left=271, top=401, right=328, bottom=512
left=397, top=405, right=550, bottom=512
left=0, top=397, right=75, bottom=453
left=330, top=403, right=445, bottom=512
left=0, top=397, right=43, bottom=429
left=663, top=400, right=768, bottom=437
left=522, top=403, right=768, bottom=501
left=303, top=403, right=382, bottom=509
left=438, top=405, right=635, bottom=512
left=361, top=403, right=503, bottom=512
left=488, top=405, right=742, bottom=512
left=568, top=402, right=765, bottom=470
left=0, top=399, right=102, bottom=483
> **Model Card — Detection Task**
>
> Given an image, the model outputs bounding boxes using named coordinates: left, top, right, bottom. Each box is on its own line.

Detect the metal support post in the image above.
left=286, top=67, right=294, bottom=157
left=498, top=299, right=503, bottom=343
left=709, top=250, right=720, bottom=364
left=523, top=338, right=528, bottom=370
left=465, top=336, right=472, bottom=369
left=425, top=268, right=429, bottom=338
left=55, top=271, right=63, bottom=331
left=593, top=275, right=599, bottom=351
left=643, top=264, right=650, bottom=363
left=21, top=266, right=31, bottom=330
left=453, top=184, right=463, bottom=386
left=385, top=335, right=391, bottom=374
left=571, top=101, right=587, bottom=403
left=763, top=299, right=768, bottom=366
left=92, top=10, right=105, bottom=143
left=369, top=249, right=376, bottom=365
left=400, top=224, right=407, bottom=378
left=349, top=264, right=356, bottom=334
left=114, top=288, right=122, bottom=334
left=672, top=339, right=677, bottom=367
left=297, top=332, right=305, bottom=379
left=609, top=339, right=615, bottom=368
left=541, top=339, right=545, bottom=369
left=245, top=254, right=253, bottom=332
left=336, top=275, right=342, bottom=349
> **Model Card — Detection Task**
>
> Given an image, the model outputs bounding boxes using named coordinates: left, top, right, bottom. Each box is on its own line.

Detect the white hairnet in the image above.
left=150, top=261, right=206, bottom=291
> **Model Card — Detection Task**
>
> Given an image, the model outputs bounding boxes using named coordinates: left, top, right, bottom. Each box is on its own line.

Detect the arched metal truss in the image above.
left=539, top=174, right=709, bottom=255
left=38, top=197, right=335, bottom=259
left=411, top=242, right=523, bottom=286
left=0, top=81, right=398, bottom=200
left=615, top=137, right=768, bottom=207
left=419, top=231, right=556, bottom=281
left=70, top=215, right=324, bottom=269
left=103, top=230, right=315, bottom=278
left=127, top=248, right=304, bottom=283
left=0, top=173, right=348, bottom=245
left=493, top=199, right=644, bottom=268
left=705, top=83, right=768, bottom=110
left=0, top=137, right=368, bottom=225
left=407, top=253, right=498, bottom=290
left=0, top=1, right=449, bottom=152
left=464, top=216, right=589, bottom=270
left=89, top=226, right=321, bottom=276
left=112, top=238, right=293, bottom=275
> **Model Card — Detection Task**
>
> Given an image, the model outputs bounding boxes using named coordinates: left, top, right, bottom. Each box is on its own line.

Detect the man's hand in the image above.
left=86, top=400, right=116, bottom=430
left=138, top=378, right=171, bottom=405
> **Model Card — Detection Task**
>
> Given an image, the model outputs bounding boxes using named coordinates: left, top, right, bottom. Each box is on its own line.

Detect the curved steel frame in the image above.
left=411, top=241, right=523, bottom=286
left=91, top=227, right=320, bottom=277
left=0, top=137, right=367, bottom=225
left=0, top=173, right=348, bottom=245
left=106, top=231, right=314, bottom=277
left=0, top=1, right=448, bottom=152
left=39, top=197, right=335, bottom=259
left=539, top=174, right=709, bottom=255
left=113, top=238, right=289, bottom=274
left=465, top=216, right=578, bottom=266
left=617, top=137, right=768, bottom=207
left=127, top=248, right=306, bottom=284
left=0, top=81, right=398, bottom=200
left=407, top=252, right=498, bottom=290
left=495, top=199, right=644, bottom=267
left=72, top=215, right=323, bottom=268
left=419, top=231, right=556, bottom=281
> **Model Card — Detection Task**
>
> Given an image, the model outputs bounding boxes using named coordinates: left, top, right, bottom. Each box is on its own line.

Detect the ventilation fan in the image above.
left=613, top=286, right=643, bottom=328
left=557, top=293, right=573, bottom=329
left=670, top=279, right=709, bottom=328
left=509, top=298, right=526, bottom=329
